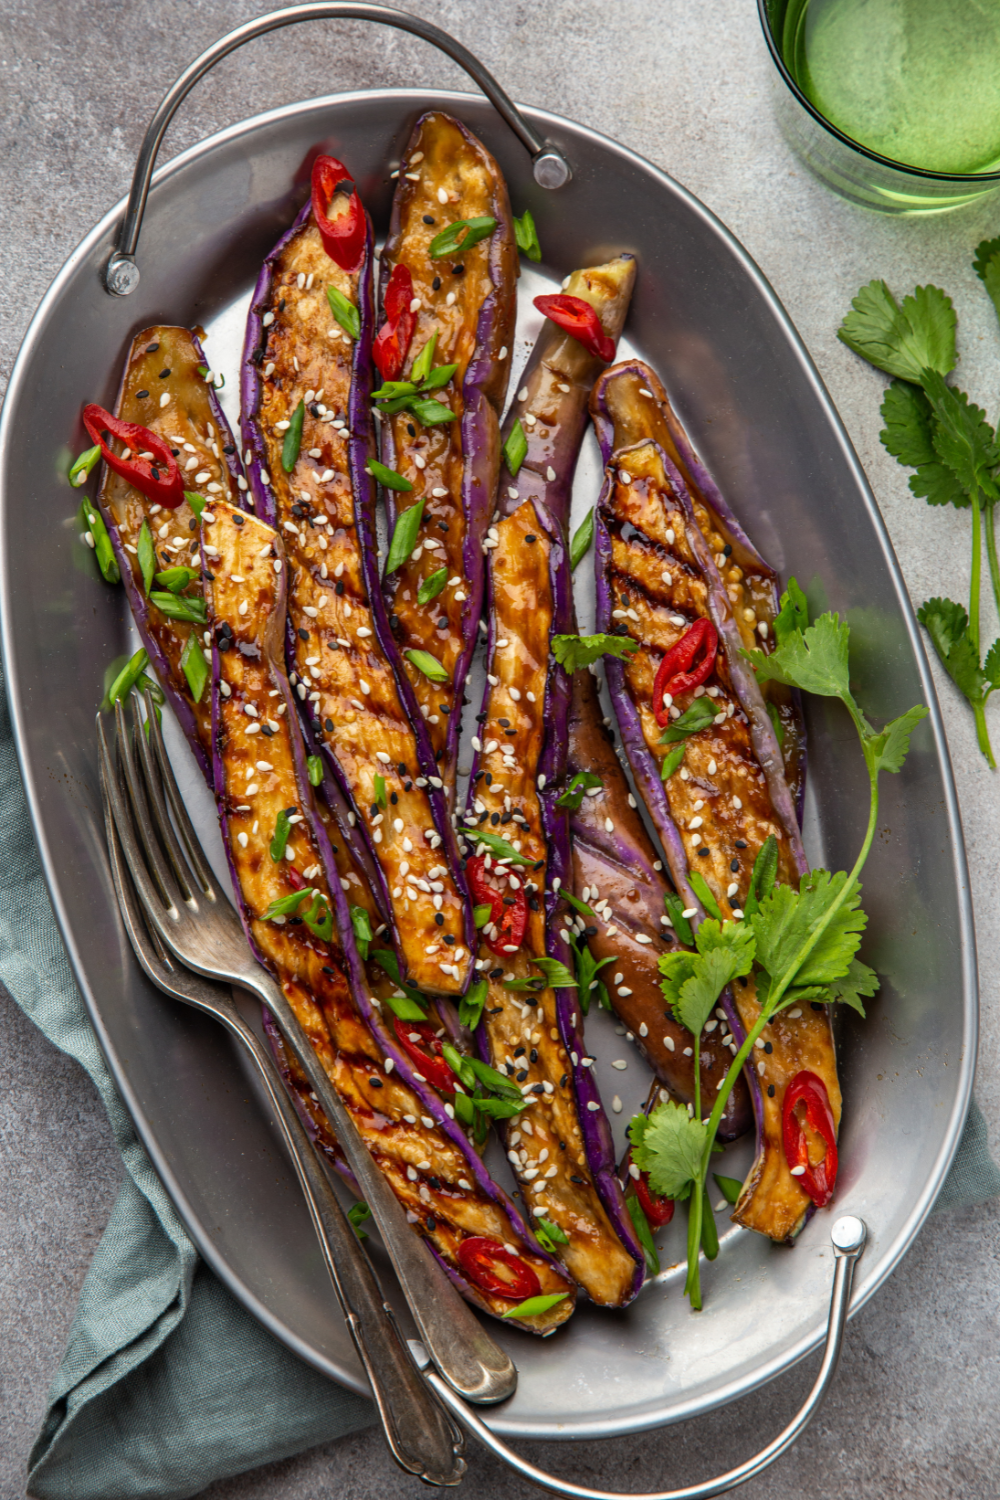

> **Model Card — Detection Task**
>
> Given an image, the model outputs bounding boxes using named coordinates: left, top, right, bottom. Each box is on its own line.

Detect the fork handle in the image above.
left=221, top=989, right=466, bottom=1484
left=241, top=968, right=518, bottom=1405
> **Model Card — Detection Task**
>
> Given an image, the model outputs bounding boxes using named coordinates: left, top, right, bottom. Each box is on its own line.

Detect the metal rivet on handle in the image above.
left=831, top=1214, right=867, bottom=1255
left=105, top=253, right=141, bottom=297
left=533, top=146, right=572, bottom=189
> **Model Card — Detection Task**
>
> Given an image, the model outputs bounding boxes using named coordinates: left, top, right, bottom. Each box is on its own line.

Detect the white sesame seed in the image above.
left=437, top=187, right=449, bottom=204
left=237, top=832, right=248, bottom=848
left=159, top=393, right=171, bottom=408
left=604, top=817, right=614, bottom=832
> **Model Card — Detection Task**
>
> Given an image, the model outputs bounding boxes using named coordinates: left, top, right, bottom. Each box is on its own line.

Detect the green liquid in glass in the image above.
left=783, top=0, right=1000, bottom=173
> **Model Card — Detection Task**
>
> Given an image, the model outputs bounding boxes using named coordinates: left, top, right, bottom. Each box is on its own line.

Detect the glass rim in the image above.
left=756, top=0, right=1000, bottom=184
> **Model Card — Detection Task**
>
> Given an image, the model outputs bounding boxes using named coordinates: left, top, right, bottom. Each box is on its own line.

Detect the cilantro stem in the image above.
left=970, top=484, right=983, bottom=654
left=974, top=701, right=997, bottom=770
left=985, top=499, right=1000, bottom=630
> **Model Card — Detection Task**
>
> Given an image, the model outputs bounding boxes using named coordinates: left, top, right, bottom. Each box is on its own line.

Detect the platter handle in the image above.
left=414, top=1216, right=868, bottom=1499
left=104, top=1, right=571, bottom=295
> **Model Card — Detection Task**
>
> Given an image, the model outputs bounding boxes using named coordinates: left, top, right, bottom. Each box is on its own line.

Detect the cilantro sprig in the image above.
left=551, top=632, right=639, bottom=672
left=839, top=271, right=1000, bottom=766
left=628, top=582, right=926, bottom=1310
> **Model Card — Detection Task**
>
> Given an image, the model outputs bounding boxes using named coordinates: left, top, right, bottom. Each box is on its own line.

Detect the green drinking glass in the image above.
left=758, top=0, right=1000, bottom=213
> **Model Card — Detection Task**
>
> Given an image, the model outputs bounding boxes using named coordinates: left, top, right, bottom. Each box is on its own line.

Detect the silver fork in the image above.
left=97, top=691, right=517, bottom=1412
left=99, top=758, right=466, bottom=1486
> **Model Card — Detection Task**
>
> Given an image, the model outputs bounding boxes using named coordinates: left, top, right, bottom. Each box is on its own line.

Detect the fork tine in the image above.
left=112, top=697, right=185, bottom=910
left=130, top=694, right=200, bottom=905
left=142, top=686, right=225, bottom=900
left=98, top=711, right=180, bottom=924
left=102, top=762, right=173, bottom=982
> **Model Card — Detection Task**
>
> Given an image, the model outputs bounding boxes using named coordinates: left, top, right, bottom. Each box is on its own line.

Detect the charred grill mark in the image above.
left=99, top=325, right=242, bottom=754
left=208, top=502, right=573, bottom=1329
left=250, top=219, right=470, bottom=997
left=382, top=112, right=516, bottom=792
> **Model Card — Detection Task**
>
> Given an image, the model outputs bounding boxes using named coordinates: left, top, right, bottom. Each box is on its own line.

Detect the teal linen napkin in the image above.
left=1, top=662, right=996, bottom=1500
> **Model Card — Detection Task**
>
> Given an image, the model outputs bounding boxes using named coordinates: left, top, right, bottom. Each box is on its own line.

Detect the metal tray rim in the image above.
left=0, top=84, right=978, bottom=1440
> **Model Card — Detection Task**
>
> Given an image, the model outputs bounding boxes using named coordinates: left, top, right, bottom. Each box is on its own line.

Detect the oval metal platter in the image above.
left=0, top=88, right=976, bottom=1440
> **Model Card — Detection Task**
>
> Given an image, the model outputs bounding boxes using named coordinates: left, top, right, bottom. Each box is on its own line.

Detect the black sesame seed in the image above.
left=723, top=544, right=732, bottom=557
left=767, top=1084, right=775, bottom=1098
left=620, top=593, right=629, bottom=607
left=335, top=579, right=345, bottom=596
left=490, top=968, right=504, bottom=980
left=322, top=965, right=336, bottom=976
left=452, top=263, right=464, bottom=275
left=159, top=367, right=171, bottom=379
left=135, top=389, right=149, bottom=400
left=440, top=704, right=450, bottom=714
left=491, top=813, right=500, bottom=826
left=498, top=717, right=510, bottom=728
left=223, top=444, right=235, bottom=455
left=525, top=534, right=536, bottom=543
left=432, top=275, right=441, bottom=290
left=697, top=847, right=710, bottom=857
left=189, top=518, right=197, bottom=531
left=529, top=1048, right=538, bottom=1064
left=369, top=1077, right=382, bottom=1088
left=730, top=859, right=740, bottom=872
left=407, top=423, right=416, bottom=437
left=260, top=724, right=275, bottom=737
left=734, top=839, right=748, bottom=849
left=145, top=342, right=159, bottom=353
left=435, top=913, right=444, bottom=926
left=233, top=513, right=245, bottom=526
left=251, top=348, right=264, bottom=365
left=404, top=780, right=413, bottom=792
left=443, top=934, right=455, bottom=945
left=423, top=215, right=435, bottom=225
left=764, top=1041, right=773, bottom=1054
left=527, top=895, right=540, bottom=912
left=570, top=1175, right=585, bottom=1184
left=389, top=613, right=400, bottom=631
left=171, top=448, right=180, bottom=456
left=531, top=1083, right=545, bottom=1095
left=390, top=791, right=398, bottom=805
left=278, top=298, right=286, bottom=312
left=516, top=1069, right=528, bottom=1082
left=297, top=628, right=309, bottom=641
left=584, top=925, right=598, bottom=938
left=325, top=718, right=334, bottom=731
left=437, top=616, right=448, bottom=629
left=370, top=804, right=380, bottom=818
left=438, top=520, right=449, bottom=531
left=514, top=1047, right=525, bottom=1057
left=426, top=1215, right=436, bottom=1231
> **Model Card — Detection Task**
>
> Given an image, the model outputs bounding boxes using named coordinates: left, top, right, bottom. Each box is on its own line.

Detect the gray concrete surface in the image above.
left=1, top=0, right=999, bottom=1495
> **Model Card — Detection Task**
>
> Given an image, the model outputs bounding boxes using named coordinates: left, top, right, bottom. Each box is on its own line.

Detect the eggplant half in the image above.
left=380, top=111, right=518, bottom=798
left=240, top=181, right=473, bottom=998
left=95, top=325, right=244, bottom=777
left=204, top=499, right=575, bottom=1332
left=591, top=361, right=805, bottom=811
left=463, top=494, right=644, bottom=1307
left=593, top=429, right=839, bottom=1241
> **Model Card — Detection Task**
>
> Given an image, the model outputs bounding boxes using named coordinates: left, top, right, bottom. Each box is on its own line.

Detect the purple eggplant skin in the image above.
left=496, top=256, right=637, bottom=528
left=463, top=497, right=644, bottom=1306
left=590, top=360, right=806, bottom=817
left=240, top=193, right=474, bottom=997
left=594, top=439, right=808, bottom=920
left=566, top=669, right=753, bottom=1141
left=94, top=324, right=246, bottom=781
left=379, top=111, right=518, bottom=801
left=203, top=498, right=575, bottom=1333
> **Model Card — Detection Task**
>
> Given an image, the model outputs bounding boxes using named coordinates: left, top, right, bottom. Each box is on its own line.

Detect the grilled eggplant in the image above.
left=204, top=498, right=575, bottom=1331
left=240, top=184, right=473, bottom=998
left=380, top=111, right=517, bottom=798
left=591, top=362, right=805, bottom=807
left=95, top=325, right=244, bottom=776
left=593, top=435, right=839, bottom=1242
left=463, top=495, right=644, bottom=1306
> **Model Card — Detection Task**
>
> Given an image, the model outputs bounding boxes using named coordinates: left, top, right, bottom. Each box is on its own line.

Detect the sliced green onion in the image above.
left=503, top=419, right=528, bottom=477
left=662, top=891, right=693, bottom=947
left=69, top=444, right=101, bottom=487
left=154, top=566, right=198, bottom=594
left=410, top=331, right=439, bottom=385
left=385, top=498, right=424, bottom=572
left=687, top=869, right=723, bottom=923
left=79, top=497, right=120, bottom=584
left=149, top=591, right=208, bottom=624
left=368, top=458, right=414, bottom=493
left=410, top=396, right=456, bottom=426
left=351, top=904, right=373, bottom=959
left=106, top=648, right=150, bottom=708
left=661, top=743, right=686, bottom=781
left=625, top=1192, right=660, bottom=1276
left=713, top=1173, right=743, bottom=1207
left=326, top=284, right=360, bottom=340
left=179, top=633, right=209, bottom=704
left=500, top=1292, right=569, bottom=1320
left=404, top=648, right=449, bottom=684
left=301, top=892, right=333, bottom=942
left=458, top=977, right=488, bottom=1032
left=264, top=888, right=313, bottom=920
left=418, top=362, right=458, bottom=392
left=138, top=519, right=156, bottom=595
left=459, top=824, right=536, bottom=866
left=347, top=1201, right=371, bottom=1239
left=307, top=755, right=323, bottom=787
left=373, top=774, right=387, bottom=808
left=281, top=400, right=305, bottom=473
left=473, top=904, right=492, bottom=928
left=382, top=989, right=428, bottom=1021
left=184, top=491, right=206, bottom=519
left=270, top=809, right=292, bottom=863
left=570, top=508, right=594, bottom=570
left=535, top=1215, right=569, bottom=1248
left=371, top=379, right=418, bottom=402
left=428, top=215, right=496, bottom=260
left=513, top=208, right=542, bottom=262
left=417, top=567, right=449, bottom=606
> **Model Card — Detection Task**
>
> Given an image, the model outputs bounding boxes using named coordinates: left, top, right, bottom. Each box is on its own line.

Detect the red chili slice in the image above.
left=652, top=618, right=719, bottom=726
left=634, top=1168, right=675, bottom=1228
left=466, top=854, right=528, bottom=956
left=81, top=405, right=185, bottom=510
left=392, top=1015, right=454, bottom=1094
left=456, top=1236, right=541, bottom=1300
left=311, top=155, right=366, bottom=272
left=532, top=294, right=616, bottom=363
left=782, top=1070, right=838, bottom=1209
left=373, top=263, right=417, bottom=381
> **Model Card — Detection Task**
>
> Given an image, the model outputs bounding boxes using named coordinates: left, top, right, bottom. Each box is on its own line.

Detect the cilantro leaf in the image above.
left=661, top=742, right=686, bottom=780
left=629, top=1098, right=708, bottom=1200
left=867, top=704, right=929, bottom=776
left=838, top=280, right=956, bottom=384
left=921, top=370, right=999, bottom=502
left=745, top=611, right=852, bottom=702
left=551, top=632, right=639, bottom=672
left=880, top=381, right=969, bottom=509
left=751, top=868, right=867, bottom=997
left=659, top=918, right=755, bottom=1037
left=974, top=237, right=1000, bottom=327
left=917, top=596, right=989, bottom=705
left=821, top=956, right=880, bottom=1017
left=985, top=638, right=1000, bottom=690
